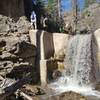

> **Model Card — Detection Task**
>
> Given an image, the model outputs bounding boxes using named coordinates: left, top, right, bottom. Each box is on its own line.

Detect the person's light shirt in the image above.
left=31, top=11, right=36, bottom=23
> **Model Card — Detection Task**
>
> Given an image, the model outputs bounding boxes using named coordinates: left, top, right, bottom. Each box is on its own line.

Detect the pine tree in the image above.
left=45, top=0, right=63, bottom=32
left=33, top=0, right=63, bottom=32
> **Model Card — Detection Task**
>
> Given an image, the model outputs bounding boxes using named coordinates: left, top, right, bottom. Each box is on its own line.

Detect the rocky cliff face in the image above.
left=0, top=15, right=34, bottom=80
left=0, top=0, right=37, bottom=80
left=0, top=32, right=36, bottom=79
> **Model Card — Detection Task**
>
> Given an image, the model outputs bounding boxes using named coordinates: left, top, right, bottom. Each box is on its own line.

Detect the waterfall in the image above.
left=50, top=34, right=100, bottom=97
left=64, top=34, right=96, bottom=86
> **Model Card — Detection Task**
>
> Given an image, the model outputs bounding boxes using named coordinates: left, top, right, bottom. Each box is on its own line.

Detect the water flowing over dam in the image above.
left=64, top=34, right=96, bottom=86
left=50, top=34, right=100, bottom=97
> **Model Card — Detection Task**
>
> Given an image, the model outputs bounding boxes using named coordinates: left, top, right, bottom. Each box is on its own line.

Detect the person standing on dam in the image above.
left=30, top=11, right=37, bottom=29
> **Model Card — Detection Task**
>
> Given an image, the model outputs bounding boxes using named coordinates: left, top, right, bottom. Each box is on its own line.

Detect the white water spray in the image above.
left=50, top=34, right=100, bottom=98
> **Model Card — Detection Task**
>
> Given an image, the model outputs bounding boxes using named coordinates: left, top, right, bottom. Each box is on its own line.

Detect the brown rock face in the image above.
left=0, top=0, right=25, bottom=18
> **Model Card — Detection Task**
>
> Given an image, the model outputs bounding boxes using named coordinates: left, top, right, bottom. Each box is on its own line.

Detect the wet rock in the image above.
left=39, top=91, right=87, bottom=100
left=57, top=91, right=87, bottom=100
left=95, top=82, right=100, bottom=91
left=52, top=69, right=62, bottom=80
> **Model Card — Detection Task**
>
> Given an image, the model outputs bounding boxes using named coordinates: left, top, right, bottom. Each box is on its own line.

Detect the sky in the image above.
left=32, top=0, right=85, bottom=11
left=61, top=0, right=85, bottom=12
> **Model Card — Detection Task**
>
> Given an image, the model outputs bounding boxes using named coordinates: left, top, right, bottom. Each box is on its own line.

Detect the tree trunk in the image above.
left=57, top=0, right=61, bottom=18
left=71, top=0, right=78, bottom=32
